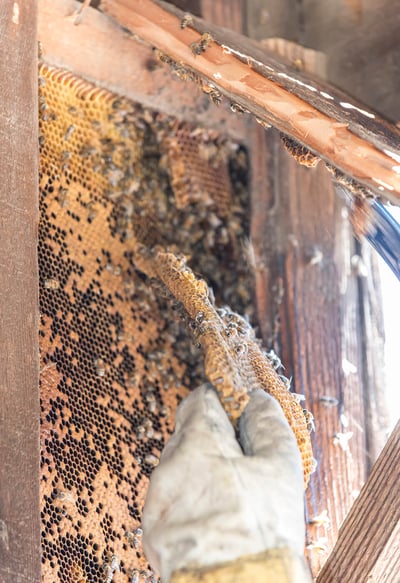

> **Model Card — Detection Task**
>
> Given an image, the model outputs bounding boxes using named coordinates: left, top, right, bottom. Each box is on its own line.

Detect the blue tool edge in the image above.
left=367, top=200, right=400, bottom=281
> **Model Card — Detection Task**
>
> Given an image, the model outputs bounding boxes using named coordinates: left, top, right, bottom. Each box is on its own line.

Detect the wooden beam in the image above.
left=38, top=0, right=247, bottom=142
left=0, top=2, right=41, bottom=582
left=249, top=106, right=373, bottom=580
left=317, top=421, right=400, bottom=582
left=100, top=0, right=400, bottom=203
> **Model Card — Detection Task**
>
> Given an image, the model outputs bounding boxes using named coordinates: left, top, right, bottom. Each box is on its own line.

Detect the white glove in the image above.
left=142, top=384, right=307, bottom=582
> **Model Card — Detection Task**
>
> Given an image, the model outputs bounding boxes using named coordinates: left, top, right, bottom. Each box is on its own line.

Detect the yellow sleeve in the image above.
left=171, top=548, right=312, bottom=583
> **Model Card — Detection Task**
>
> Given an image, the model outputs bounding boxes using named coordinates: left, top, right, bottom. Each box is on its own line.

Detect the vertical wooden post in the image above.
left=0, top=2, right=41, bottom=582
left=249, top=68, right=387, bottom=577
left=201, top=0, right=245, bottom=33
left=250, top=128, right=371, bottom=574
left=199, top=1, right=386, bottom=574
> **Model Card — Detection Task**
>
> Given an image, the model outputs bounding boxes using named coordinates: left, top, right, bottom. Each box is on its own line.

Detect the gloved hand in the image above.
left=142, top=384, right=310, bottom=582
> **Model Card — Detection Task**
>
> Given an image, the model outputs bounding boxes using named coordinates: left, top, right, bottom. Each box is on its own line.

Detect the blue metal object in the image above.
left=367, top=200, right=400, bottom=281
left=335, top=183, right=400, bottom=281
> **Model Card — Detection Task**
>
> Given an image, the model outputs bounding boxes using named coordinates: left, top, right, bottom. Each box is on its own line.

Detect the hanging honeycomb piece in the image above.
left=160, top=120, right=232, bottom=217
left=138, top=248, right=315, bottom=488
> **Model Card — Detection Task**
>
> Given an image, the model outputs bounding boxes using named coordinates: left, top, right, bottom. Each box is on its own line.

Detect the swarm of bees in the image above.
left=280, top=134, right=321, bottom=167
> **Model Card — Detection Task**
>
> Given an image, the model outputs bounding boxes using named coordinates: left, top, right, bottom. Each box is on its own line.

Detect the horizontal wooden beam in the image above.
left=317, top=421, right=400, bottom=582
left=101, top=0, right=400, bottom=204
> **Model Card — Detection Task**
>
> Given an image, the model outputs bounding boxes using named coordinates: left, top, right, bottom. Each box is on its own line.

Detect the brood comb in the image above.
left=39, top=62, right=252, bottom=582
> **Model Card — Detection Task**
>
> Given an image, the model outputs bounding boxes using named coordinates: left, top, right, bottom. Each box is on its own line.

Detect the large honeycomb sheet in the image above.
left=38, top=63, right=253, bottom=582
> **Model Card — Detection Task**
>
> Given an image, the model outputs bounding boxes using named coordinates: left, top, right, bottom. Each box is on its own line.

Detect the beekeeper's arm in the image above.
left=142, top=384, right=312, bottom=583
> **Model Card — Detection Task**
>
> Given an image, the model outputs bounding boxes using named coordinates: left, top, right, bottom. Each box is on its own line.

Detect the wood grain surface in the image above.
left=248, top=51, right=389, bottom=581
left=317, top=421, right=400, bottom=582
left=0, top=2, right=41, bottom=582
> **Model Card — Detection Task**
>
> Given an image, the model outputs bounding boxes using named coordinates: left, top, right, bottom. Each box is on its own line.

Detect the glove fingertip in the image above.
left=239, top=389, right=297, bottom=457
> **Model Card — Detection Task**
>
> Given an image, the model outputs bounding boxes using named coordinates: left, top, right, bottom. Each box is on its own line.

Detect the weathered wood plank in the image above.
left=201, top=0, right=244, bottom=33
left=248, top=38, right=388, bottom=576
left=317, top=421, right=400, bottom=582
left=246, top=0, right=298, bottom=45
left=250, top=124, right=374, bottom=576
left=245, top=2, right=392, bottom=576
left=369, top=519, right=400, bottom=582
left=0, top=2, right=41, bottom=582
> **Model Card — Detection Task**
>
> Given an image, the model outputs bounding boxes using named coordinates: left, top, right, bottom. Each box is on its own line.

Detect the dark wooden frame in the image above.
left=0, top=2, right=41, bottom=582
left=0, top=0, right=396, bottom=579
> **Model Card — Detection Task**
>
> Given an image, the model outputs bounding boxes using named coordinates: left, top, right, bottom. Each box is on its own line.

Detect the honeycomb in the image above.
left=39, top=62, right=313, bottom=582
left=159, top=121, right=232, bottom=216
left=280, top=135, right=320, bottom=167
left=39, top=63, right=253, bottom=582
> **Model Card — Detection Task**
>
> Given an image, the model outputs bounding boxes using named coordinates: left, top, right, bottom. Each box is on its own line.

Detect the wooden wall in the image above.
left=200, top=0, right=390, bottom=575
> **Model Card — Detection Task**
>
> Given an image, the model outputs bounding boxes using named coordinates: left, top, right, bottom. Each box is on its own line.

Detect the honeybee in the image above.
left=180, top=13, right=193, bottom=29
left=308, top=509, right=330, bottom=527
left=209, top=90, right=222, bottom=105
left=306, top=538, right=328, bottom=553
left=303, top=409, right=315, bottom=432
left=70, top=561, right=87, bottom=583
left=103, top=555, right=120, bottom=583
left=201, top=83, right=222, bottom=105
left=199, top=32, right=213, bottom=51
left=64, top=124, right=75, bottom=141
left=94, top=358, right=106, bottom=377
left=265, top=349, right=282, bottom=370
left=230, top=102, right=247, bottom=114
left=319, top=395, right=339, bottom=407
